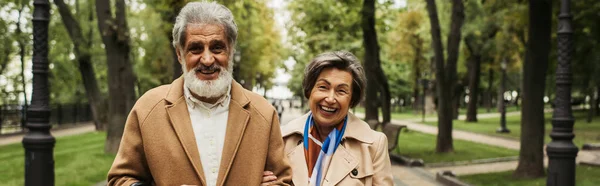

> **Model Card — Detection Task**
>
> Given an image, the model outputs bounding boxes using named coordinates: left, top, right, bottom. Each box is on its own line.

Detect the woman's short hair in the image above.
left=302, top=51, right=367, bottom=108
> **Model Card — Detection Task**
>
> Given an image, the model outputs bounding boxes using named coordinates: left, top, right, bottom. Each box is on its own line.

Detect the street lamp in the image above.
left=497, top=59, right=510, bottom=133
left=546, top=0, right=578, bottom=185
left=420, top=78, right=429, bottom=123
left=22, top=0, right=55, bottom=185
left=233, top=50, right=241, bottom=82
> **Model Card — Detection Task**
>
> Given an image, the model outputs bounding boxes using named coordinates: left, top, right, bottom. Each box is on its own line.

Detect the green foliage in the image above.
left=128, top=3, right=174, bottom=94
left=47, top=0, right=108, bottom=104
left=227, top=0, right=285, bottom=90
left=286, top=0, right=405, bottom=99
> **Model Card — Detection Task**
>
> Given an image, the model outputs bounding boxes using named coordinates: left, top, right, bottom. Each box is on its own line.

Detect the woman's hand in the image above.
left=260, top=171, right=278, bottom=186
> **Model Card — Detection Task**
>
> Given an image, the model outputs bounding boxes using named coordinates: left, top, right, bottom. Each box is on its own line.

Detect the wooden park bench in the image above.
left=366, top=119, right=407, bottom=152
left=381, top=122, right=407, bottom=152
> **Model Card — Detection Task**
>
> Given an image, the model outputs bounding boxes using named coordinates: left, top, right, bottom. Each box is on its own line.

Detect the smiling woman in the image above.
left=270, top=51, right=394, bottom=186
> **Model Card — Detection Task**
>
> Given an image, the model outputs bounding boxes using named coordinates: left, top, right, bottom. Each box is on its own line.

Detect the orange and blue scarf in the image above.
left=303, top=113, right=347, bottom=186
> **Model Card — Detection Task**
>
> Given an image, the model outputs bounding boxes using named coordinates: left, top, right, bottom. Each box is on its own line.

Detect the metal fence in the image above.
left=0, top=103, right=92, bottom=135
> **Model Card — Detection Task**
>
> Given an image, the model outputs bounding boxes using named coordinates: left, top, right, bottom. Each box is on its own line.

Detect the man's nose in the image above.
left=200, top=50, right=215, bottom=66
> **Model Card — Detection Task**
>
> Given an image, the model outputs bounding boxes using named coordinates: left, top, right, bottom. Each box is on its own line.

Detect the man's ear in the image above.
left=175, top=46, right=183, bottom=64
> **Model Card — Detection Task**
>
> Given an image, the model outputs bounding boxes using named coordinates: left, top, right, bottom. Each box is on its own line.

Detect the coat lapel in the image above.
left=289, top=143, right=309, bottom=185
left=165, top=77, right=206, bottom=185
left=323, top=145, right=358, bottom=186
left=216, top=82, right=250, bottom=186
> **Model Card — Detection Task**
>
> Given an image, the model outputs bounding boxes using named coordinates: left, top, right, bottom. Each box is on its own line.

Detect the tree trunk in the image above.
left=362, top=0, right=391, bottom=124
left=55, top=0, right=107, bottom=131
left=596, top=86, right=600, bottom=116
left=465, top=35, right=481, bottom=122
left=588, top=87, right=595, bottom=123
left=425, top=0, right=464, bottom=153
left=513, top=0, right=551, bottom=179
left=466, top=53, right=481, bottom=122
left=487, top=69, right=494, bottom=113
left=96, top=0, right=137, bottom=154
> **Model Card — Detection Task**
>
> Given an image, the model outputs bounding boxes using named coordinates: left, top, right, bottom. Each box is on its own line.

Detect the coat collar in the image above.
left=165, top=76, right=251, bottom=185
left=282, top=112, right=377, bottom=144
left=282, top=112, right=370, bottom=186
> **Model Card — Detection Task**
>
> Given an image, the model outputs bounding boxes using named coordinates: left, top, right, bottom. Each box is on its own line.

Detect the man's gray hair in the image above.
left=302, top=51, right=367, bottom=108
left=172, top=1, right=238, bottom=53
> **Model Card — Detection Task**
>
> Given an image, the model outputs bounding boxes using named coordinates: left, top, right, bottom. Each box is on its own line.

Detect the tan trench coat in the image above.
left=281, top=112, right=394, bottom=186
left=107, top=77, right=293, bottom=186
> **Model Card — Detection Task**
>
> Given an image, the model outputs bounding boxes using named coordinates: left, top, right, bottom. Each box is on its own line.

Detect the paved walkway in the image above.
left=0, top=122, right=96, bottom=146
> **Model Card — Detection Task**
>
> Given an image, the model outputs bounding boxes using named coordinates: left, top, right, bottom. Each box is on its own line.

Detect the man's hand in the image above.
left=260, top=171, right=278, bottom=186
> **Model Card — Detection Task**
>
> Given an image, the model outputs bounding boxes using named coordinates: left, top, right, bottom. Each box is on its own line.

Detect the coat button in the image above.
left=351, top=168, right=358, bottom=176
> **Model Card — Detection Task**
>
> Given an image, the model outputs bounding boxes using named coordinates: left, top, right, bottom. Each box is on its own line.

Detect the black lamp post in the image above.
left=233, top=50, right=241, bottom=83
left=420, top=78, right=429, bottom=123
left=546, top=0, right=578, bottom=185
left=22, top=0, right=55, bottom=185
left=497, top=59, right=510, bottom=133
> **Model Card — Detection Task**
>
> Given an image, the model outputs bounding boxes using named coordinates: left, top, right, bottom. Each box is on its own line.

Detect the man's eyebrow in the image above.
left=210, top=39, right=227, bottom=46
left=186, top=41, right=202, bottom=49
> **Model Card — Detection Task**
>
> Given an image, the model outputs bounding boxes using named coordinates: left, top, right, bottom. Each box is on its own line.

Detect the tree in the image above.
left=54, top=0, right=107, bottom=130
left=425, top=0, right=464, bottom=153
left=513, top=0, right=552, bottom=179
left=95, top=0, right=137, bottom=154
left=143, top=0, right=185, bottom=80
left=362, top=0, right=391, bottom=124
left=463, top=0, right=499, bottom=122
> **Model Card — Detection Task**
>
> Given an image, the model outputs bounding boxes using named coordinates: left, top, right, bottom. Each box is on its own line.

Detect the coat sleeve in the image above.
left=372, top=133, right=394, bottom=185
left=107, top=108, right=152, bottom=186
left=265, top=111, right=294, bottom=185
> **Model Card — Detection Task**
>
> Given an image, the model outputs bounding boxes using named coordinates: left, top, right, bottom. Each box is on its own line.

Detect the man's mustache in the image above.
left=194, top=64, right=222, bottom=72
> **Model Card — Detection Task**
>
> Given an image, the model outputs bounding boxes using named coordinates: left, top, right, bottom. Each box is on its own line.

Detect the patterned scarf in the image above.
left=303, top=113, right=347, bottom=186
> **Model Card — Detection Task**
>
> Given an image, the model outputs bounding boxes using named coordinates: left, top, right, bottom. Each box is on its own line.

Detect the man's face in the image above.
left=178, top=23, right=234, bottom=100
left=179, top=23, right=230, bottom=80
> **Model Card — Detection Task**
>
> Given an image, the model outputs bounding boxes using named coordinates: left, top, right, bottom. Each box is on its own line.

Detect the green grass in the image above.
left=458, top=105, right=521, bottom=115
left=460, top=165, right=600, bottom=186
left=393, top=130, right=518, bottom=164
left=423, top=110, right=600, bottom=147
left=0, top=132, right=115, bottom=186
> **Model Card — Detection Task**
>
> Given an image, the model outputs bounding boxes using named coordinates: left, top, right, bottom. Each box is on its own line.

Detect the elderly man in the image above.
left=107, top=2, right=293, bottom=186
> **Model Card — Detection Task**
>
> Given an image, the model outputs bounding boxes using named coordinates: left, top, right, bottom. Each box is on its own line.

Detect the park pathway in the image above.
left=0, top=122, right=95, bottom=146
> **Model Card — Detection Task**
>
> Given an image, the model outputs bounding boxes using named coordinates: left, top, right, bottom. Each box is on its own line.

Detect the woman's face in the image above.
left=308, top=67, right=353, bottom=128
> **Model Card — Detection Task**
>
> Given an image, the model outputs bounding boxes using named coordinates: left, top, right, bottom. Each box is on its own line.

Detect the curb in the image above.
left=582, top=143, right=600, bottom=150
left=436, top=171, right=472, bottom=186
left=425, top=156, right=519, bottom=168
left=390, top=153, right=424, bottom=167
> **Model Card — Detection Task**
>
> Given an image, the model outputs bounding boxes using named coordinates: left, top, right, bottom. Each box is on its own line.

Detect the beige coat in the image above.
left=107, top=77, right=293, bottom=186
left=281, top=113, right=393, bottom=186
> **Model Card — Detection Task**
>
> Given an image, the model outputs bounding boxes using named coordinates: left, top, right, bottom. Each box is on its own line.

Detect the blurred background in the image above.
left=1, top=0, right=600, bottom=185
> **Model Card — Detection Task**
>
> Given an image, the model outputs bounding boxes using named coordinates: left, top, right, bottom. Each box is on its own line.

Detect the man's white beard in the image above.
left=182, top=59, right=233, bottom=100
